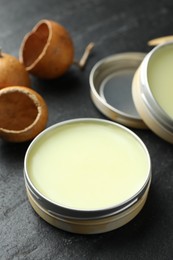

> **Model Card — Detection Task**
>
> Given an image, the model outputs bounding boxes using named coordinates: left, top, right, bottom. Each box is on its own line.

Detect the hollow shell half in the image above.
left=19, top=19, right=74, bottom=79
left=0, top=86, right=48, bottom=142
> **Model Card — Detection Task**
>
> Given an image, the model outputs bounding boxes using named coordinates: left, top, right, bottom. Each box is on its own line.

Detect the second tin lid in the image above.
left=89, top=52, right=146, bottom=128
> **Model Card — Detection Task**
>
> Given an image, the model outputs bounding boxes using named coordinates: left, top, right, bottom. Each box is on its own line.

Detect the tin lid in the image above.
left=89, top=52, right=147, bottom=128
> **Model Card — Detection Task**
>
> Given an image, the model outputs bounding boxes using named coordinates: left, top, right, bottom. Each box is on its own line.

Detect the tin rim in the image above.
left=89, top=53, right=147, bottom=128
left=24, top=118, right=151, bottom=219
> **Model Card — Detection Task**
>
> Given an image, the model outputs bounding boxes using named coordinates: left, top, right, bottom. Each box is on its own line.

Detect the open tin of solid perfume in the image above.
left=90, top=43, right=173, bottom=143
left=132, top=41, right=173, bottom=143
left=24, top=118, right=151, bottom=234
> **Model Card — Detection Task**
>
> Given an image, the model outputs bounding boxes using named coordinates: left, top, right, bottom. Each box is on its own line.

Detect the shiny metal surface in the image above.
left=132, top=42, right=173, bottom=143
left=90, top=53, right=146, bottom=128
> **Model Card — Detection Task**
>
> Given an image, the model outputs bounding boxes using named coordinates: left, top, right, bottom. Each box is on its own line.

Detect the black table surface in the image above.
left=1, top=0, right=173, bottom=259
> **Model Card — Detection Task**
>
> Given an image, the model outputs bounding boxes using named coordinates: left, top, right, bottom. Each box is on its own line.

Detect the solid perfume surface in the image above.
left=26, top=121, right=150, bottom=210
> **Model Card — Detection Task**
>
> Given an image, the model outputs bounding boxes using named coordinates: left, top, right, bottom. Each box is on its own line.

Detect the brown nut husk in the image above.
left=0, top=52, right=30, bottom=89
left=19, top=19, right=74, bottom=79
left=0, top=86, right=48, bottom=142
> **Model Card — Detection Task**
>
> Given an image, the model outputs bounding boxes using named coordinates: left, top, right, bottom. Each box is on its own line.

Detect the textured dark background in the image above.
left=0, top=0, right=173, bottom=259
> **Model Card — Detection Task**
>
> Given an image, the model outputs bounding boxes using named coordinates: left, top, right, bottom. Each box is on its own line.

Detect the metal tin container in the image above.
left=24, top=118, right=151, bottom=234
left=89, top=53, right=146, bottom=128
left=132, top=42, right=173, bottom=143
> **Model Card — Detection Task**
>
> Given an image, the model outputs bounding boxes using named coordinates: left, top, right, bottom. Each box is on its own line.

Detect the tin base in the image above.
left=26, top=186, right=150, bottom=234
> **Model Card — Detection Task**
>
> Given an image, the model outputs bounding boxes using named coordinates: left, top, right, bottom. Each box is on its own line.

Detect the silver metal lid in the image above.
left=89, top=52, right=147, bottom=128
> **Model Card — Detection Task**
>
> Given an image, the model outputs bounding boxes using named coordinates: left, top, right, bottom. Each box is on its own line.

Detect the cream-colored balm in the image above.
left=26, top=121, right=150, bottom=210
left=147, top=44, right=173, bottom=119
